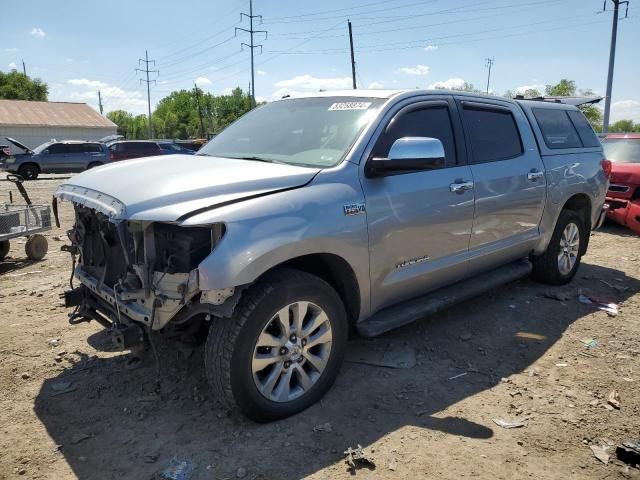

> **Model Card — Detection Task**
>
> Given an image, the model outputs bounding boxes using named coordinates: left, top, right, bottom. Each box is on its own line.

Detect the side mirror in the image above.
left=366, top=137, right=445, bottom=177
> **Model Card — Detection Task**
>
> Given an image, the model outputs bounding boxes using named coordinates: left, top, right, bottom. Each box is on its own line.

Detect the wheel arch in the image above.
left=560, top=193, right=592, bottom=254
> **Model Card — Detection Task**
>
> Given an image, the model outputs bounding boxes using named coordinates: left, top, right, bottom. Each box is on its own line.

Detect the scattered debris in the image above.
left=492, top=418, right=526, bottom=429
left=388, top=459, right=397, bottom=471
left=459, top=332, right=473, bottom=341
left=555, top=363, right=568, bottom=367
left=580, top=338, right=598, bottom=349
left=236, top=467, right=248, bottom=478
left=607, top=390, right=621, bottom=410
left=345, top=342, right=416, bottom=369
left=20, top=372, right=30, bottom=380
left=448, top=372, right=468, bottom=380
left=344, top=445, right=376, bottom=472
left=7, top=270, right=43, bottom=278
left=152, top=457, right=196, bottom=480
left=144, top=452, right=160, bottom=464
left=508, top=304, right=517, bottom=309
left=71, top=433, right=93, bottom=445
left=616, top=440, right=640, bottom=466
left=47, top=338, right=61, bottom=347
left=543, top=291, right=570, bottom=302
left=589, top=445, right=610, bottom=464
left=313, top=422, right=333, bottom=433
left=599, top=279, right=629, bottom=293
left=578, top=295, right=619, bottom=316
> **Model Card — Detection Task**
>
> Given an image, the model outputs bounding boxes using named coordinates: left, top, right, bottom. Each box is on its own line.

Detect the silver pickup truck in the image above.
left=55, top=90, right=609, bottom=421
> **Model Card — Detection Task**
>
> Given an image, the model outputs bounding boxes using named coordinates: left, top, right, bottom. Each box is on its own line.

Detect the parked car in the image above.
left=108, top=140, right=163, bottom=161
left=55, top=90, right=609, bottom=422
left=0, top=138, right=110, bottom=180
left=602, top=133, right=640, bottom=234
left=156, top=141, right=196, bottom=155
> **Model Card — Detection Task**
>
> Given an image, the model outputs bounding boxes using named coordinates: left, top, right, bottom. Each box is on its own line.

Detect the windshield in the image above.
left=603, top=139, right=640, bottom=163
left=197, top=97, right=383, bottom=167
left=32, top=142, right=54, bottom=154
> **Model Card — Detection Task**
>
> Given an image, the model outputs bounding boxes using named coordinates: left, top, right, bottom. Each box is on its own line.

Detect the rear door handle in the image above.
left=527, top=169, right=544, bottom=182
left=449, top=181, right=474, bottom=193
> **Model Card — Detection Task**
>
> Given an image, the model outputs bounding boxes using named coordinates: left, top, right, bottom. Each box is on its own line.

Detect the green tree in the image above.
left=609, top=119, right=635, bottom=132
left=545, top=79, right=602, bottom=130
left=0, top=70, right=48, bottom=101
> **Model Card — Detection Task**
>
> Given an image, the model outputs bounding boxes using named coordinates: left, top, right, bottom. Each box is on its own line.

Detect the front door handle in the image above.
left=449, top=180, right=474, bottom=193
left=527, top=169, right=544, bottom=182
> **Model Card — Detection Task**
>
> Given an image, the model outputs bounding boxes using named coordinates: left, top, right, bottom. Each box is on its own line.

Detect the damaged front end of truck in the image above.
left=55, top=184, right=235, bottom=351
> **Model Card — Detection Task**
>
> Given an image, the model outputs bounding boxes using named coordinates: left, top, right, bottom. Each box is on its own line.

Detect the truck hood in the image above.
left=55, top=154, right=320, bottom=222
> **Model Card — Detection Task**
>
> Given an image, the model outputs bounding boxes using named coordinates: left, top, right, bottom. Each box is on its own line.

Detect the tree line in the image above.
left=1, top=69, right=638, bottom=136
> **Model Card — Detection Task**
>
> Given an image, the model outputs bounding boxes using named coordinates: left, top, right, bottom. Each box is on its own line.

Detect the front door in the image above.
left=361, top=99, right=475, bottom=313
left=39, top=143, right=70, bottom=173
left=456, top=98, right=547, bottom=274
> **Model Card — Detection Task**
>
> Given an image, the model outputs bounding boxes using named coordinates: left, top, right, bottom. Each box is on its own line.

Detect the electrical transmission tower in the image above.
left=485, top=57, right=495, bottom=94
left=136, top=50, right=159, bottom=138
left=602, top=0, right=630, bottom=133
left=236, top=0, right=267, bottom=107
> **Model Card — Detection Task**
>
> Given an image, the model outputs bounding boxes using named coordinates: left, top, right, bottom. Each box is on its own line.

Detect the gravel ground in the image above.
left=0, top=174, right=639, bottom=480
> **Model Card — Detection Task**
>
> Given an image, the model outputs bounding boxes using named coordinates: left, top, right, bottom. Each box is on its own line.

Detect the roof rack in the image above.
left=514, top=95, right=602, bottom=107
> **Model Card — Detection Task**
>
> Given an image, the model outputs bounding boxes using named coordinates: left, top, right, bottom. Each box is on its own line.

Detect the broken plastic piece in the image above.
left=344, top=445, right=376, bottom=472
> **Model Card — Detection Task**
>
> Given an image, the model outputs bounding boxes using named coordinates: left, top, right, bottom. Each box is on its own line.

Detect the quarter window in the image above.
left=533, top=108, right=582, bottom=149
left=372, top=105, right=456, bottom=166
left=567, top=110, right=600, bottom=148
left=462, top=105, right=523, bottom=163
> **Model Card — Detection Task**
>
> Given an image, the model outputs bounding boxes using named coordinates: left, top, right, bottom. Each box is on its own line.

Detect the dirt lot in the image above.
left=1, top=175, right=639, bottom=480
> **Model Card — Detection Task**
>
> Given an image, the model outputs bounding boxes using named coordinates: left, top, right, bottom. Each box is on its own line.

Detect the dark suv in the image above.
left=0, top=138, right=109, bottom=180
left=108, top=141, right=163, bottom=161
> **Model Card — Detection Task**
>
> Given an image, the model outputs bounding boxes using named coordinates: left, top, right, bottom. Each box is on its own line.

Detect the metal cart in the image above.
left=0, top=174, right=51, bottom=261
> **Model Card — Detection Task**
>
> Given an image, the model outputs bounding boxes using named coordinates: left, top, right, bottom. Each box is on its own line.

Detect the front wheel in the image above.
left=204, top=269, right=348, bottom=422
left=532, top=210, right=585, bottom=285
left=17, top=163, right=39, bottom=180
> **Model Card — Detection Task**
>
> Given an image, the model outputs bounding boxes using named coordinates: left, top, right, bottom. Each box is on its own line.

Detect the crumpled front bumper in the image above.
left=605, top=197, right=640, bottom=235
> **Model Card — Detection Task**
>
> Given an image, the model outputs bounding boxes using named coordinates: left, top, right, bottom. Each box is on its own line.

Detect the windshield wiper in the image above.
left=229, top=155, right=284, bottom=164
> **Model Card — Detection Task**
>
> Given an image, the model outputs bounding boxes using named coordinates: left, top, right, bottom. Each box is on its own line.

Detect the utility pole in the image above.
left=485, top=57, right=495, bottom=94
left=236, top=0, right=267, bottom=107
left=136, top=50, right=159, bottom=139
left=21, top=59, right=26, bottom=76
left=348, top=20, right=357, bottom=89
left=193, top=82, right=205, bottom=138
left=602, top=0, right=630, bottom=133
left=97, top=90, right=104, bottom=115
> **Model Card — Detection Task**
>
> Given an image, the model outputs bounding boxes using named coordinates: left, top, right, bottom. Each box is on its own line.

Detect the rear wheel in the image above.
left=532, top=210, right=585, bottom=285
left=87, top=162, right=103, bottom=170
left=17, top=163, right=39, bottom=180
left=0, top=240, right=9, bottom=260
left=204, top=268, right=348, bottom=422
left=25, top=234, right=48, bottom=260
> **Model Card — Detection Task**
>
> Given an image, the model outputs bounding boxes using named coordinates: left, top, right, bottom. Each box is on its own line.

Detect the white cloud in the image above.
left=257, top=70, right=267, bottom=76
left=611, top=100, right=640, bottom=123
left=398, top=64, right=430, bottom=76
left=428, top=78, right=466, bottom=90
left=424, top=45, right=438, bottom=51
left=195, top=76, right=212, bottom=86
left=30, top=27, right=45, bottom=38
left=8, top=62, right=17, bottom=69
left=515, top=84, right=545, bottom=95
left=64, top=57, right=75, bottom=63
left=368, top=81, right=384, bottom=89
left=5, top=47, right=18, bottom=52
left=274, top=74, right=352, bottom=90
left=68, top=78, right=108, bottom=89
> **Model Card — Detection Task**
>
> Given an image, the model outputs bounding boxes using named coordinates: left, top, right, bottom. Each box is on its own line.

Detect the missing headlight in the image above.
left=153, top=223, right=225, bottom=274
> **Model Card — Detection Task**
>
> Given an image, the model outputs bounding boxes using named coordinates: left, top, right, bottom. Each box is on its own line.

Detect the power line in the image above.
left=235, top=0, right=267, bottom=106
left=602, top=0, right=630, bottom=133
left=136, top=50, right=159, bottom=138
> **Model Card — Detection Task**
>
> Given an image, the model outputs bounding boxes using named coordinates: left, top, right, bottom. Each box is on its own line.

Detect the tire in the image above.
left=25, top=234, right=48, bottom=260
left=87, top=162, right=103, bottom=170
left=532, top=210, right=585, bottom=285
left=17, top=163, right=39, bottom=180
left=204, top=268, right=348, bottom=422
left=0, top=240, right=9, bottom=260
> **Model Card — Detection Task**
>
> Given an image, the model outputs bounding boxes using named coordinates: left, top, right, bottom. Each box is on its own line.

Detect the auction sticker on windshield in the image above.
left=328, top=102, right=372, bottom=111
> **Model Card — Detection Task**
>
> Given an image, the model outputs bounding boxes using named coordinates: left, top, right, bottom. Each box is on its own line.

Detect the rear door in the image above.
left=457, top=98, right=547, bottom=274
left=41, top=143, right=70, bottom=173
left=361, top=97, right=475, bottom=312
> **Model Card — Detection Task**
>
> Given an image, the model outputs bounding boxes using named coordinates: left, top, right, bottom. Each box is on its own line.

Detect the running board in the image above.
left=357, top=258, right=532, bottom=337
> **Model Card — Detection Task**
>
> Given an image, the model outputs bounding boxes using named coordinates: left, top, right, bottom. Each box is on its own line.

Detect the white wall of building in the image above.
left=0, top=126, right=116, bottom=153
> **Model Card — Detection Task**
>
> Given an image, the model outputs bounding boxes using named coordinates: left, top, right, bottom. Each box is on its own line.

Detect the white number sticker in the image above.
left=328, top=102, right=372, bottom=111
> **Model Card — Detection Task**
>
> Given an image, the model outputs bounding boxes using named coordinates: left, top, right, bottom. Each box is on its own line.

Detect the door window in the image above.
left=462, top=105, right=523, bottom=163
left=372, top=105, right=457, bottom=166
left=48, top=143, right=70, bottom=154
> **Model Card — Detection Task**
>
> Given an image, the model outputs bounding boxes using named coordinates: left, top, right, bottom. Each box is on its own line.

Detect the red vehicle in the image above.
left=108, top=140, right=163, bottom=162
left=603, top=133, right=640, bottom=234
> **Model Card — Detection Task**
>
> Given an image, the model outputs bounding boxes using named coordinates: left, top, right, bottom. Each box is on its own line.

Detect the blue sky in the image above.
left=3, top=0, right=639, bottom=122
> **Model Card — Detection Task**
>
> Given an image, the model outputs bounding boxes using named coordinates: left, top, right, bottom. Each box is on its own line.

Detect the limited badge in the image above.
left=343, top=203, right=366, bottom=216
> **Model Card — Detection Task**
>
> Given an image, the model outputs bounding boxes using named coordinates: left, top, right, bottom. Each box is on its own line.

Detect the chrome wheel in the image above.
left=557, top=222, right=580, bottom=275
left=252, top=301, right=333, bottom=403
